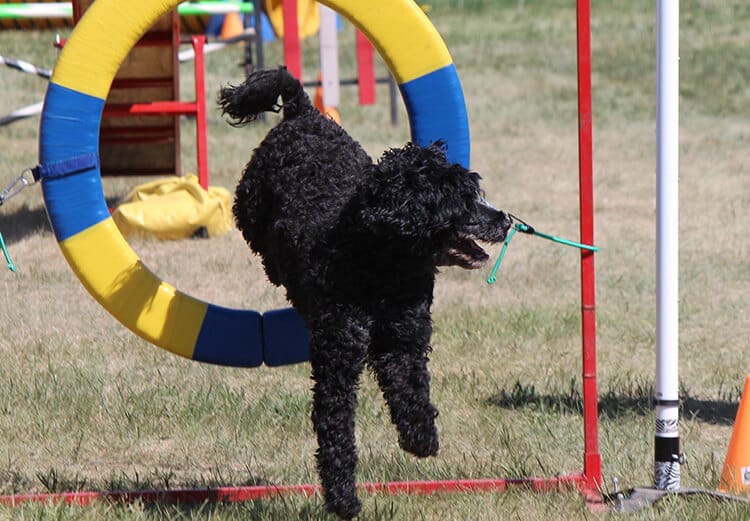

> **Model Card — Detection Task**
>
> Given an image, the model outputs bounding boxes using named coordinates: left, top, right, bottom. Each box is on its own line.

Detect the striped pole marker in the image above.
left=0, top=101, right=43, bottom=127
left=0, top=55, right=51, bottom=79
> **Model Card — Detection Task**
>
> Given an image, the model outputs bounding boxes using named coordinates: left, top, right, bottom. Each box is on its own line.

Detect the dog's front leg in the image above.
left=308, top=310, right=369, bottom=520
left=368, top=304, right=439, bottom=458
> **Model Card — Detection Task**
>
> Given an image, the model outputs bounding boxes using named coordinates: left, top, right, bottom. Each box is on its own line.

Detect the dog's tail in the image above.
left=219, top=66, right=311, bottom=126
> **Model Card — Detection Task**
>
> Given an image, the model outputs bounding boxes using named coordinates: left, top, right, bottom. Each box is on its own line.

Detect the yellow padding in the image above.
left=112, top=175, right=233, bottom=241
left=322, top=0, right=452, bottom=84
left=59, top=218, right=207, bottom=359
left=52, top=0, right=179, bottom=98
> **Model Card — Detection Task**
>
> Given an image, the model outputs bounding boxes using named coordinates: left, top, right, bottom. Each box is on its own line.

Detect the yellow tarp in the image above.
left=264, top=0, right=320, bottom=39
left=112, top=175, right=233, bottom=240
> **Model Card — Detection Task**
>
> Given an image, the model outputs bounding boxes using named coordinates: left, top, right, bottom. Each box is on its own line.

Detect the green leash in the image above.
left=487, top=215, right=598, bottom=285
left=1, top=232, right=15, bottom=272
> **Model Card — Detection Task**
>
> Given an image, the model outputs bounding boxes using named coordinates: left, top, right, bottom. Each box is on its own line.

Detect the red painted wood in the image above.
left=282, top=0, right=302, bottom=79
left=356, top=30, right=376, bottom=105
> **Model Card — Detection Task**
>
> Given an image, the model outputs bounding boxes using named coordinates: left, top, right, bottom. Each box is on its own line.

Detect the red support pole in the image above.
left=193, top=35, right=209, bottom=190
left=356, top=30, right=376, bottom=105
left=282, top=0, right=302, bottom=79
left=575, top=0, right=602, bottom=490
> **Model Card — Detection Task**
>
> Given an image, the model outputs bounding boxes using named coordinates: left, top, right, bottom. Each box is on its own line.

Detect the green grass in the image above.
left=2, top=1, right=750, bottom=519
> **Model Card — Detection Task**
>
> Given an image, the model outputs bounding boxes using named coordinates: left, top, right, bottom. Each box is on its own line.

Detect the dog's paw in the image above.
left=398, top=427, right=439, bottom=458
left=324, top=492, right=362, bottom=520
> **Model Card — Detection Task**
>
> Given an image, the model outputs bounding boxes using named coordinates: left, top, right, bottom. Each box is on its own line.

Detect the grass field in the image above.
left=2, top=0, right=750, bottom=519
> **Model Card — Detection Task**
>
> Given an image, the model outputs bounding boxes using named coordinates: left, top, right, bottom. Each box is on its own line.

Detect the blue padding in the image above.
left=39, top=83, right=109, bottom=242
left=262, top=307, right=310, bottom=366
left=193, top=305, right=264, bottom=367
left=399, top=64, right=471, bottom=168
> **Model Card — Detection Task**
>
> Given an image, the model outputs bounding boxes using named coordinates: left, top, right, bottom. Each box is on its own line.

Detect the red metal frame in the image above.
left=2, top=0, right=600, bottom=510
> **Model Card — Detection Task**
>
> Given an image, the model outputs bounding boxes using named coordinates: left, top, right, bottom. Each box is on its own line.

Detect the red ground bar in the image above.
left=0, top=474, right=602, bottom=508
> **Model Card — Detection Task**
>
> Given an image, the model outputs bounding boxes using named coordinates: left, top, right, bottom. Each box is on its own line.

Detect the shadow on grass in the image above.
left=144, top=499, right=333, bottom=521
left=0, top=197, right=121, bottom=244
left=487, top=380, right=739, bottom=425
left=0, top=203, right=51, bottom=243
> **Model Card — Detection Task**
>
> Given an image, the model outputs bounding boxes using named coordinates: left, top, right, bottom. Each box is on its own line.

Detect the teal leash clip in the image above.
left=0, top=232, right=16, bottom=272
left=486, top=226, right=517, bottom=284
left=487, top=215, right=598, bottom=285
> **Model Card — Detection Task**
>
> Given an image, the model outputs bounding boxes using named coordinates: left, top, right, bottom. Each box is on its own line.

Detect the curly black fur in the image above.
left=220, top=66, right=512, bottom=520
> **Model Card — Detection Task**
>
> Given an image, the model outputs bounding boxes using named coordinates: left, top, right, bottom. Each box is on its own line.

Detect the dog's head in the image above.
left=358, top=142, right=512, bottom=269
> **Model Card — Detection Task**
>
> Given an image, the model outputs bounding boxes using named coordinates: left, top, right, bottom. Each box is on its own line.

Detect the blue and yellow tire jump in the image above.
left=39, top=0, right=470, bottom=367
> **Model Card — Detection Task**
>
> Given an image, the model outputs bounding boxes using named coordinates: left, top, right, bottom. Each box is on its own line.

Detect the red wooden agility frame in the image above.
left=72, top=1, right=210, bottom=189
left=355, top=30, right=376, bottom=105
left=0, top=0, right=601, bottom=510
left=102, top=35, right=210, bottom=190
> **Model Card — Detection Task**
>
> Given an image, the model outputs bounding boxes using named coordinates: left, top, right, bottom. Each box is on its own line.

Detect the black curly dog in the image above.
left=220, top=67, right=511, bottom=519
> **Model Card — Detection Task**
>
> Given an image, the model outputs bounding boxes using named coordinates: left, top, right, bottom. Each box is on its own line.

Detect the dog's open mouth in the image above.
left=439, top=235, right=490, bottom=269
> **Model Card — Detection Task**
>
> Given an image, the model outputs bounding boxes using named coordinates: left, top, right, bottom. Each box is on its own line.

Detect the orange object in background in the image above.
left=719, top=374, right=750, bottom=493
left=313, top=72, right=341, bottom=125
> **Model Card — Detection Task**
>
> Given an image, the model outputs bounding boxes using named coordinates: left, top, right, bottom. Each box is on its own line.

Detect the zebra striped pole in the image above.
left=0, top=55, right=51, bottom=79
left=0, top=102, right=43, bottom=127
left=0, top=56, right=48, bottom=126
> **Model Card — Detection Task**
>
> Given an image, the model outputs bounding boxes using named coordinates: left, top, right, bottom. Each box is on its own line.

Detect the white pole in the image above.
left=654, top=0, right=681, bottom=490
left=318, top=4, right=340, bottom=109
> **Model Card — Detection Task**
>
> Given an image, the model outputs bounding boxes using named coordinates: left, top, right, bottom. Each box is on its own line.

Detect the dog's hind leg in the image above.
left=308, top=309, right=369, bottom=520
left=368, top=304, right=439, bottom=458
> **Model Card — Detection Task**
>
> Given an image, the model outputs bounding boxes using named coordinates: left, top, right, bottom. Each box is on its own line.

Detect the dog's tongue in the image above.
left=440, top=237, right=490, bottom=269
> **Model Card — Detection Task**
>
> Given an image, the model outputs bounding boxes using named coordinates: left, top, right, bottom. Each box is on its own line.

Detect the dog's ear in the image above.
left=359, top=143, right=482, bottom=241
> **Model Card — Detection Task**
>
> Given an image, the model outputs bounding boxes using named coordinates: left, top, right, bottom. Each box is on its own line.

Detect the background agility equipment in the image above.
left=38, top=0, right=469, bottom=369
left=71, top=0, right=209, bottom=188
left=0, top=1, right=254, bottom=24
left=0, top=54, right=51, bottom=78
